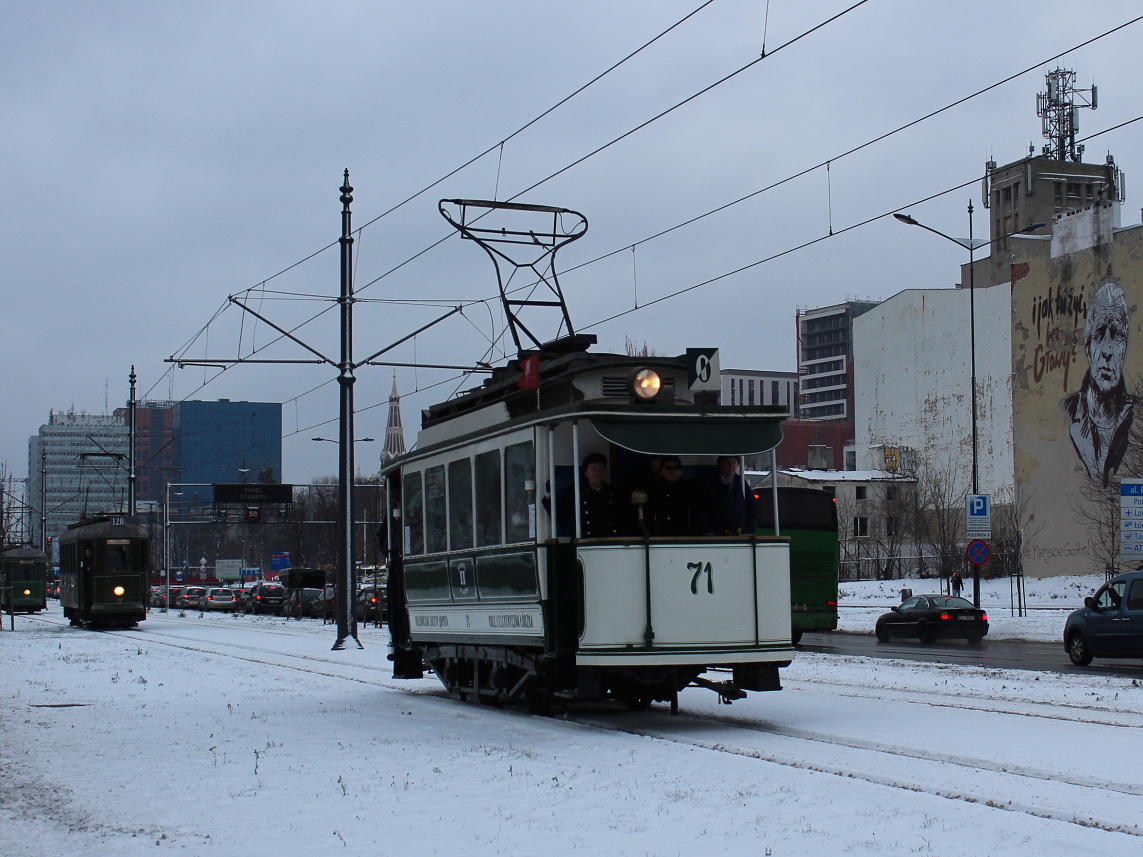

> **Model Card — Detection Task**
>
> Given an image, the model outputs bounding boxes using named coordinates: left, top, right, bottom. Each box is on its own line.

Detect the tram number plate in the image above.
left=688, top=561, right=713, bottom=594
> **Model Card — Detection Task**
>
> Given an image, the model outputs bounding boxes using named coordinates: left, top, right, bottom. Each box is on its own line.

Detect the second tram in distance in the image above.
left=59, top=515, right=150, bottom=629
left=385, top=338, right=795, bottom=713
left=2, top=545, right=49, bottom=613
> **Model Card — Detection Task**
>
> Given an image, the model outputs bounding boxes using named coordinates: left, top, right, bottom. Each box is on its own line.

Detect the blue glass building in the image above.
left=174, top=400, right=282, bottom=500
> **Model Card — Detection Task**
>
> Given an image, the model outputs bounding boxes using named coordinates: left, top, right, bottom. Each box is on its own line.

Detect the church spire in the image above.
left=382, top=373, right=406, bottom=463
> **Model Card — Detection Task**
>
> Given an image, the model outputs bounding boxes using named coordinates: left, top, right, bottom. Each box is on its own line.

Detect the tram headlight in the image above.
left=630, top=368, right=662, bottom=400
left=23, top=589, right=31, bottom=596
left=113, top=585, right=126, bottom=597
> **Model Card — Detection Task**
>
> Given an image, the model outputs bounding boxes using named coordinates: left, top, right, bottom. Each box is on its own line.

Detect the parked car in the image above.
left=310, top=586, right=337, bottom=621
left=283, top=587, right=323, bottom=618
left=244, top=582, right=287, bottom=615
left=355, top=585, right=385, bottom=623
left=199, top=587, right=239, bottom=612
left=1064, top=570, right=1143, bottom=665
left=178, top=586, right=208, bottom=609
left=874, top=594, right=989, bottom=644
left=228, top=586, right=248, bottom=610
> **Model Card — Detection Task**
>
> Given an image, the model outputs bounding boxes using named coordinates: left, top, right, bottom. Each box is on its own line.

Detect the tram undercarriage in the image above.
left=419, top=642, right=784, bottom=714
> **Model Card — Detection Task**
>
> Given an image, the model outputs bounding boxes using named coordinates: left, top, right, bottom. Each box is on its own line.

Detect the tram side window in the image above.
left=504, top=441, right=535, bottom=543
left=475, top=450, right=502, bottom=547
left=424, top=465, right=447, bottom=554
left=403, top=471, right=425, bottom=555
left=448, top=458, right=474, bottom=550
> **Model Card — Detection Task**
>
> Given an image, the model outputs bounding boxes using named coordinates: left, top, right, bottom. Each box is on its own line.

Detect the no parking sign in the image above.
left=965, top=539, right=991, bottom=566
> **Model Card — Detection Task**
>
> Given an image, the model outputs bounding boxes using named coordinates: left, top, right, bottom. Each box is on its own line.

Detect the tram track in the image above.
left=20, top=611, right=1143, bottom=838
left=572, top=704, right=1143, bottom=838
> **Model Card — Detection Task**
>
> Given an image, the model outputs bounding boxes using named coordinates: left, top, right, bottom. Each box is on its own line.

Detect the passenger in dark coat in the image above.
left=545, top=451, right=620, bottom=538
left=704, top=456, right=759, bottom=535
left=646, top=456, right=703, bottom=536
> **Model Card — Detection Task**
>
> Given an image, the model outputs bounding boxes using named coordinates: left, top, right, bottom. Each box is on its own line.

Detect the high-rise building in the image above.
left=797, top=300, right=879, bottom=420
left=28, top=411, right=129, bottom=548
left=172, top=400, right=282, bottom=501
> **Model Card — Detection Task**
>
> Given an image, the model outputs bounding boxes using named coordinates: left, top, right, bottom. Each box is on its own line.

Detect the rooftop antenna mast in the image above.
left=439, top=199, right=587, bottom=355
left=1036, top=68, right=1097, bottom=162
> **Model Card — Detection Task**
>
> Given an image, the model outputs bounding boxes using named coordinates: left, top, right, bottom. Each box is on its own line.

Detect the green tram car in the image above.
left=59, top=515, right=150, bottom=629
left=2, top=545, right=49, bottom=613
left=756, top=487, right=840, bottom=645
left=385, top=341, right=795, bottom=713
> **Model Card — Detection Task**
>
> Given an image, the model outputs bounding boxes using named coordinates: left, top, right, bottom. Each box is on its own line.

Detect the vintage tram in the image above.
left=2, top=545, right=49, bottom=613
left=59, top=515, right=150, bottom=629
left=385, top=339, right=795, bottom=712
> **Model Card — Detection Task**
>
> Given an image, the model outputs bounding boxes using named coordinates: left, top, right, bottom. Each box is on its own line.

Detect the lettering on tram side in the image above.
left=414, top=614, right=450, bottom=628
left=487, top=613, right=535, bottom=629
left=688, top=561, right=713, bottom=595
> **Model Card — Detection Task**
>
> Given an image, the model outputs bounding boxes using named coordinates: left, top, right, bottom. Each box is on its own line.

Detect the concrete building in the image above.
left=854, top=70, right=1139, bottom=578
left=720, top=368, right=799, bottom=413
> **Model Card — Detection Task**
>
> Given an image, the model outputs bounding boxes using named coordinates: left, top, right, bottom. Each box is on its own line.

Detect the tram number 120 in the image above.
left=688, top=561, right=713, bottom=595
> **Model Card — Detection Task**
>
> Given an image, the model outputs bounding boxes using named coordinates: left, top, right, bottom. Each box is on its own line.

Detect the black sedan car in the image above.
left=875, top=594, right=989, bottom=644
left=1063, top=570, right=1143, bottom=665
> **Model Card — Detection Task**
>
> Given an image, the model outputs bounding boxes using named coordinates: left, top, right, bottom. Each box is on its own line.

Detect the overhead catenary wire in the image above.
left=157, top=10, right=1143, bottom=473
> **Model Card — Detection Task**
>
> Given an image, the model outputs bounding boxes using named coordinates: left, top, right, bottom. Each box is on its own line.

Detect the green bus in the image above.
left=756, top=487, right=839, bottom=644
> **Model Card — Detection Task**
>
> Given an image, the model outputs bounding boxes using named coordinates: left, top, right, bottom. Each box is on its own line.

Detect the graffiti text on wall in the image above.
left=1030, top=284, right=1087, bottom=392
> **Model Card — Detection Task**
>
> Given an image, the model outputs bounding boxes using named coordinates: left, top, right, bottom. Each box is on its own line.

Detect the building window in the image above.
left=887, top=517, right=899, bottom=538
left=855, top=486, right=867, bottom=501
left=748, top=379, right=755, bottom=405
left=853, top=517, right=869, bottom=538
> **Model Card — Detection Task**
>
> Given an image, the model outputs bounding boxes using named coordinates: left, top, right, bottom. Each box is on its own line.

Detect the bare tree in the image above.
left=871, top=479, right=913, bottom=579
left=1070, top=466, right=1124, bottom=579
left=914, top=460, right=967, bottom=581
left=624, top=337, right=657, bottom=357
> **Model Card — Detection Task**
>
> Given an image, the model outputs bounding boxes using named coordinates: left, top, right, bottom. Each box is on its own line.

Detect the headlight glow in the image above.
left=113, top=586, right=126, bottom=597
left=632, top=369, right=661, bottom=400
left=23, top=589, right=32, bottom=596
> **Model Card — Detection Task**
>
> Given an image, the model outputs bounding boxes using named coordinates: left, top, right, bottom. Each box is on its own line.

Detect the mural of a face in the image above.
left=1086, top=281, right=1129, bottom=394
left=1061, top=278, right=1134, bottom=487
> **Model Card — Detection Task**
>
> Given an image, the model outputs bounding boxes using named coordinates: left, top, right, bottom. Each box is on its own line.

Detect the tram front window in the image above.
left=448, top=459, right=474, bottom=550
left=504, top=441, right=535, bottom=543
left=424, top=466, right=447, bottom=554
left=105, top=539, right=132, bottom=572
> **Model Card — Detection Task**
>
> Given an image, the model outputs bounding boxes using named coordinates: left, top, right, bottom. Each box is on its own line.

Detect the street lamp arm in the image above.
left=893, top=212, right=970, bottom=250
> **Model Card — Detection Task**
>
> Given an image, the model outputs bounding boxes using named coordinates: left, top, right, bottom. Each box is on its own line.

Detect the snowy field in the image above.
left=2, top=573, right=1141, bottom=857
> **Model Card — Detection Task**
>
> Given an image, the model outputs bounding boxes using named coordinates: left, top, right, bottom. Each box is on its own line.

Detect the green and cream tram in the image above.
left=386, top=341, right=794, bottom=713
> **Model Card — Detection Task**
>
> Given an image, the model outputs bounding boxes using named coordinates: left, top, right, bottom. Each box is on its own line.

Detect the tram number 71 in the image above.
left=688, top=561, right=713, bottom=595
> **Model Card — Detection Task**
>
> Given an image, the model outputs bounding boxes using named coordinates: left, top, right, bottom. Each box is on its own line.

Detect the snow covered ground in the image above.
left=2, top=573, right=1140, bottom=857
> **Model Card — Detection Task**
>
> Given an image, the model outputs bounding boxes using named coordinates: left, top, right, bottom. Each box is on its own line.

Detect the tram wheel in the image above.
left=525, top=687, right=554, bottom=716
left=624, top=696, right=653, bottom=712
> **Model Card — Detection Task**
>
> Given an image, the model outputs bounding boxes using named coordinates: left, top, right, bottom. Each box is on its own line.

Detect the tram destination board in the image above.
left=214, top=483, right=293, bottom=505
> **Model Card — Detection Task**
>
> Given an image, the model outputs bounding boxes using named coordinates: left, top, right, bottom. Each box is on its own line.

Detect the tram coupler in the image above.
left=690, top=676, right=748, bottom=704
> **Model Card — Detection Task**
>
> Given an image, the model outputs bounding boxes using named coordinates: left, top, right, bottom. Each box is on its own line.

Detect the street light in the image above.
left=895, top=204, right=1044, bottom=607
left=221, top=466, right=250, bottom=483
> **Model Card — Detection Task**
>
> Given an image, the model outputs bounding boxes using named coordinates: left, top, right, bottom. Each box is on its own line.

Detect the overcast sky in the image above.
left=4, top=0, right=1143, bottom=486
